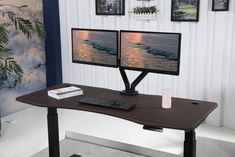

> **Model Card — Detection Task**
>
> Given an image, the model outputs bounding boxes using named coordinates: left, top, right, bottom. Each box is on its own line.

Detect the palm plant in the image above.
left=133, top=6, right=159, bottom=14
left=0, top=4, right=45, bottom=88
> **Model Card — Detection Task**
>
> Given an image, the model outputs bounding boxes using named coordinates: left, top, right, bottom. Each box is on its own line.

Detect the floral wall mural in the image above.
left=0, top=0, right=46, bottom=117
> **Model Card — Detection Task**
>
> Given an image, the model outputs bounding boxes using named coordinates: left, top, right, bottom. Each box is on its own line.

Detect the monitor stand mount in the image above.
left=119, top=68, right=149, bottom=96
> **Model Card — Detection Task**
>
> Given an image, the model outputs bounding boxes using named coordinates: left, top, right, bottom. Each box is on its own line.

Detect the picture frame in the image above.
left=212, top=0, right=229, bottom=11
left=96, top=0, right=125, bottom=15
left=171, top=0, right=200, bottom=22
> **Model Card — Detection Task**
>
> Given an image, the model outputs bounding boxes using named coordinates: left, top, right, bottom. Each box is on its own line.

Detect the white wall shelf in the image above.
left=132, top=13, right=158, bottom=20
left=131, top=0, right=159, bottom=21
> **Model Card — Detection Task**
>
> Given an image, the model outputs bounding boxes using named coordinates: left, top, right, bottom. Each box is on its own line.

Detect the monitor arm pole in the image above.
left=119, top=68, right=130, bottom=92
left=119, top=68, right=149, bottom=96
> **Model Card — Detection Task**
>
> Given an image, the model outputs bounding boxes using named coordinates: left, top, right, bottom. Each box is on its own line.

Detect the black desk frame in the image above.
left=48, top=108, right=60, bottom=157
left=47, top=108, right=196, bottom=157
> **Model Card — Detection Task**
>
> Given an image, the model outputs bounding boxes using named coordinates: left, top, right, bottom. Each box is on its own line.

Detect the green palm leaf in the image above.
left=0, top=23, right=10, bottom=48
left=1, top=9, right=46, bottom=40
left=4, top=11, right=34, bottom=39
left=0, top=47, right=12, bottom=59
left=34, top=20, right=46, bottom=40
left=0, top=57, right=23, bottom=87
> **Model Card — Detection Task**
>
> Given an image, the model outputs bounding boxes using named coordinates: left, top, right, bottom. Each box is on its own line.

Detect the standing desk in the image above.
left=16, top=83, right=217, bottom=157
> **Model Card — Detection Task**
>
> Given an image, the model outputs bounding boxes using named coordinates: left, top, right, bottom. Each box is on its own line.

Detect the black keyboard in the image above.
left=79, top=97, right=136, bottom=111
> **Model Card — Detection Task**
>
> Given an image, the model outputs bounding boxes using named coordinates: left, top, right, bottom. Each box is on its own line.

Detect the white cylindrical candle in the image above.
left=162, top=88, right=172, bottom=109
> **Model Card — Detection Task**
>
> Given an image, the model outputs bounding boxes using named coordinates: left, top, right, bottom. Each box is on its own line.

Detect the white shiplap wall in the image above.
left=59, top=0, right=235, bottom=129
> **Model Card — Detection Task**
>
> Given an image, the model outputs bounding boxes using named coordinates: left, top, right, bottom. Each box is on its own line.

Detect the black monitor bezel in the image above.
left=72, top=28, right=119, bottom=68
left=120, top=30, right=181, bottom=75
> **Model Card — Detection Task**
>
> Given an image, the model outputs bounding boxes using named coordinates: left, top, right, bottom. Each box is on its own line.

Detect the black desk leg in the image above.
left=184, top=130, right=196, bottom=157
left=47, top=108, right=60, bottom=157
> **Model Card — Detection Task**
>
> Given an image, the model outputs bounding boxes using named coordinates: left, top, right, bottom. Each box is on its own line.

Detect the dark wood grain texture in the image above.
left=16, top=84, right=217, bottom=131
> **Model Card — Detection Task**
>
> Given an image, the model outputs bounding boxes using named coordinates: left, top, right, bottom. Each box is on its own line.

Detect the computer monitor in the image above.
left=119, top=30, right=181, bottom=95
left=120, top=30, right=181, bottom=75
left=72, top=28, right=119, bottom=67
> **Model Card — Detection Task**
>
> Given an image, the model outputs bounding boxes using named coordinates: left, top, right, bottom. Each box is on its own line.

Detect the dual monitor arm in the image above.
left=119, top=68, right=149, bottom=96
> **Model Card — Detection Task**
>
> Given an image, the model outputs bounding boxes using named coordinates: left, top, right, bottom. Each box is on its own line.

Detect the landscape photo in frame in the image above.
left=96, top=0, right=125, bottom=15
left=212, top=0, right=229, bottom=11
left=171, top=0, right=200, bottom=22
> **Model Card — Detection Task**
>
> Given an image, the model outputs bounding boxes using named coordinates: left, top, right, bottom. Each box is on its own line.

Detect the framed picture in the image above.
left=171, top=0, right=200, bottom=22
left=96, top=0, right=125, bottom=15
left=212, top=0, right=229, bottom=11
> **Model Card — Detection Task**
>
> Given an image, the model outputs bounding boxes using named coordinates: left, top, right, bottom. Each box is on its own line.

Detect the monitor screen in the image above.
left=120, top=30, right=181, bottom=75
left=72, top=28, right=119, bottom=67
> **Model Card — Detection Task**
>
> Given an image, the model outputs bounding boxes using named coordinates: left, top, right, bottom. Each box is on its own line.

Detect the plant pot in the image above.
left=133, top=13, right=157, bottom=20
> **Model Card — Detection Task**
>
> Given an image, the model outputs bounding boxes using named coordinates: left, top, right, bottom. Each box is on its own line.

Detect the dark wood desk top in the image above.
left=16, top=84, right=217, bottom=131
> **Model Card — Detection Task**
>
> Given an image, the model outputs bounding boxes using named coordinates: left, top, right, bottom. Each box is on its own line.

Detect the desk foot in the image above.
left=48, top=108, right=60, bottom=157
left=184, top=130, right=196, bottom=157
left=70, top=155, right=82, bottom=157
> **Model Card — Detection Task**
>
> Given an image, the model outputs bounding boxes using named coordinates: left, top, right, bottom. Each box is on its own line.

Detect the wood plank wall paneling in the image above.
left=59, top=0, right=235, bottom=129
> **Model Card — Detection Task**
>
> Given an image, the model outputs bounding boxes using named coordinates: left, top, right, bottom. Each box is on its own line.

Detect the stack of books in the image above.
left=48, top=86, right=83, bottom=99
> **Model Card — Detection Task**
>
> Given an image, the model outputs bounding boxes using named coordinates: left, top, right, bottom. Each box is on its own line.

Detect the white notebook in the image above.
left=48, top=86, right=83, bottom=99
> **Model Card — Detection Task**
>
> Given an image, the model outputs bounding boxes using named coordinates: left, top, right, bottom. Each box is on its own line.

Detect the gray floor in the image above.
left=32, top=137, right=235, bottom=157
left=32, top=139, right=146, bottom=157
